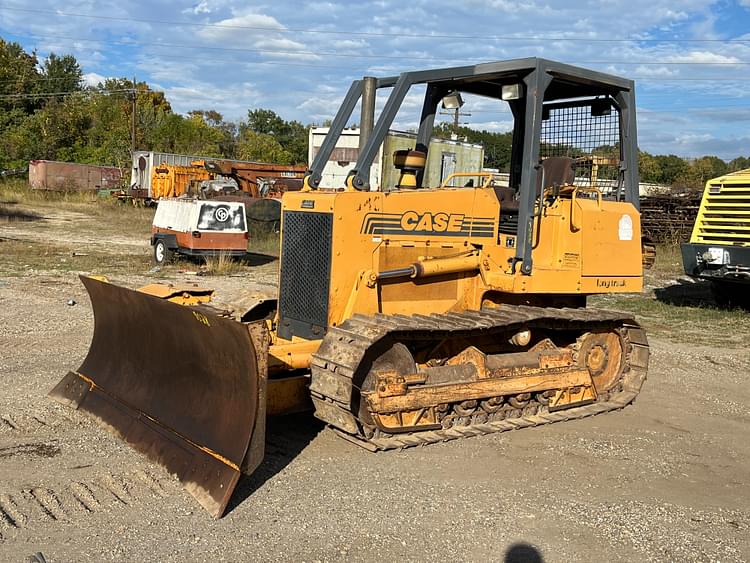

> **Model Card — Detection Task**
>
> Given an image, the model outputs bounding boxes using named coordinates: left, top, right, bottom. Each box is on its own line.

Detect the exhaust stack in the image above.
left=358, top=76, right=377, bottom=158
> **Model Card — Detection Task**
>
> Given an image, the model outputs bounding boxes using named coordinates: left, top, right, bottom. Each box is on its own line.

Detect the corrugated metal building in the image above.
left=28, top=160, right=123, bottom=192
left=308, top=128, right=485, bottom=190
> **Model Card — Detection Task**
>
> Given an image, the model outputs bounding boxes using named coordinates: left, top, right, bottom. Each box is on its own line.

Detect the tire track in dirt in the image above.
left=0, top=469, right=175, bottom=535
left=28, top=488, right=67, bottom=522
left=0, top=416, right=19, bottom=432
left=0, top=493, right=27, bottom=530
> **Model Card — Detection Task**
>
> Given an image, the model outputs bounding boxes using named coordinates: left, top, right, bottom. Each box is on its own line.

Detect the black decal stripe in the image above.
left=364, top=221, right=403, bottom=234
left=369, top=228, right=494, bottom=238
left=463, top=222, right=495, bottom=227
left=362, top=215, right=402, bottom=233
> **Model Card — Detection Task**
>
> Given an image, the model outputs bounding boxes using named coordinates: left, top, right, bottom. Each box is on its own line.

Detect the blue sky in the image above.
left=1, top=0, right=750, bottom=159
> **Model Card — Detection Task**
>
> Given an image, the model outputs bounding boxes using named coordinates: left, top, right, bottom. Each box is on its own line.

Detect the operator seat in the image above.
left=495, top=157, right=575, bottom=235
left=538, top=156, right=575, bottom=192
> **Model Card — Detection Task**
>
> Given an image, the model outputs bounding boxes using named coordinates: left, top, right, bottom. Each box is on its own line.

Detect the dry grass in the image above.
left=201, top=252, right=246, bottom=276
left=650, top=243, right=683, bottom=277
left=592, top=292, right=750, bottom=348
left=0, top=178, right=99, bottom=206
left=87, top=201, right=154, bottom=236
left=0, top=237, right=150, bottom=276
left=248, top=232, right=280, bottom=256
left=1, top=178, right=154, bottom=241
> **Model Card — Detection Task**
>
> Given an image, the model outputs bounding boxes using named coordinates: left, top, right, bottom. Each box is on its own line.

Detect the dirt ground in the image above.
left=1, top=195, right=748, bottom=562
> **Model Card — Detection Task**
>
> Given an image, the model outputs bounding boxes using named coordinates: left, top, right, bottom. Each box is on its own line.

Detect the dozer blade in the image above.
left=49, top=276, right=267, bottom=518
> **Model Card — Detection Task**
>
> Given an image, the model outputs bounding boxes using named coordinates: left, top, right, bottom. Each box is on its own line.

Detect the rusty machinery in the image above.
left=51, top=58, right=650, bottom=518
left=199, top=159, right=306, bottom=199
left=194, top=159, right=307, bottom=228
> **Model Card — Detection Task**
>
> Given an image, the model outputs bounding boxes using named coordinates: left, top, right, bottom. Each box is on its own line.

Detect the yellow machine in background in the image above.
left=149, top=161, right=212, bottom=199
left=52, top=58, right=650, bottom=518
left=681, top=168, right=750, bottom=307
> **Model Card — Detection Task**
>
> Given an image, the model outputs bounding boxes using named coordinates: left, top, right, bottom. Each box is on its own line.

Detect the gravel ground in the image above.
left=1, top=205, right=748, bottom=562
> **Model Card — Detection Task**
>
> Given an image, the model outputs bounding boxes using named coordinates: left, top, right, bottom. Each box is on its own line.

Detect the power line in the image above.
left=3, top=6, right=750, bottom=44
left=8, top=31, right=750, bottom=82
left=0, top=88, right=150, bottom=100
left=7, top=31, right=450, bottom=62
left=0, top=76, right=85, bottom=85
left=2, top=86, right=748, bottom=117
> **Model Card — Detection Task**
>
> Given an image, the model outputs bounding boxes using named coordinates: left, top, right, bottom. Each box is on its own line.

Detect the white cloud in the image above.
left=83, top=72, right=107, bottom=87
left=182, top=1, right=213, bottom=15
left=667, top=51, right=741, bottom=64
left=193, top=12, right=318, bottom=61
left=199, top=13, right=285, bottom=37
left=633, top=65, right=679, bottom=77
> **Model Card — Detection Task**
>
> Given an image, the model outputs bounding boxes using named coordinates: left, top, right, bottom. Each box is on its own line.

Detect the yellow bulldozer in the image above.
left=50, top=58, right=650, bottom=518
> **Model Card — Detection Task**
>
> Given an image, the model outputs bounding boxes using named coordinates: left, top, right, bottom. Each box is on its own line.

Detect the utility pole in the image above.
left=131, top=76, right=137, bottom=154
left=439, top=107, right=471, bottom=135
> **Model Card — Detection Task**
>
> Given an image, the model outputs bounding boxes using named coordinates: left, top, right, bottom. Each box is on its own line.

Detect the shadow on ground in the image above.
left=655, top=278, right=750, bottom=310
left=240, top=252, right=277, bottom=267
left=0, top=202, right=42, bottom=222
left=226, top=412, right=324, bottom=515
left=505, top=542, right=544, bottom=563
left=654, top=279, right=713, bottom=307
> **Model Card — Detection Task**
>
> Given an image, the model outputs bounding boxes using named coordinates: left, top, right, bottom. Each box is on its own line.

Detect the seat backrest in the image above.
left=538, top=157, right=575, bottom=190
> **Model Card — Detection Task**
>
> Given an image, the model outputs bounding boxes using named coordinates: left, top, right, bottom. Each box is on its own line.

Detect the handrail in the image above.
left=570, top=185, right=603, bottom=231
left=439, top=172, right=494, bottom=189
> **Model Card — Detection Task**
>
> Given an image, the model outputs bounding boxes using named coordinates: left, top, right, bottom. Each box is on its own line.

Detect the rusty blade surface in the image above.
left=49, top=276, right=259, bottom=518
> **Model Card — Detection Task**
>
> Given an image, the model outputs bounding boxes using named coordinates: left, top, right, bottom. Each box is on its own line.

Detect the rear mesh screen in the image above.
left=277, top=211, right=333, bottom=340
left=540, top=99, right=623, bottom=199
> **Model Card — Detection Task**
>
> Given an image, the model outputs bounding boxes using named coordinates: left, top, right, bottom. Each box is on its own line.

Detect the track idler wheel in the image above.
left=578, top=331, right=624, bottom=393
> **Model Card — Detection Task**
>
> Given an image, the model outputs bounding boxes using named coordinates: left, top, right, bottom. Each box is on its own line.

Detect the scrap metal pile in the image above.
left=640, top=191, right=701, bottom=243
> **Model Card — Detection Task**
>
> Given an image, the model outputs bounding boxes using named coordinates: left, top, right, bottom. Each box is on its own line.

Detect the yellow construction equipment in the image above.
left=681, top=167, right=750, bottom=307
left=150, top=162, right=212, bottom=199
left=51, top=59, right=650, bottom=518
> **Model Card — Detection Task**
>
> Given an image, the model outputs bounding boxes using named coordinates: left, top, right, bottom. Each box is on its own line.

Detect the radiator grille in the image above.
left=692, top=175, right=750, bottom=246
left=499, top=212, right=518, bottom=235
left=277, top=211, right=333, bottom=340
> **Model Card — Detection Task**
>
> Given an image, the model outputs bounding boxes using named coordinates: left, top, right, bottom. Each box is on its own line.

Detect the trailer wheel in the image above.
left=153, top=239, right=172, bottom=265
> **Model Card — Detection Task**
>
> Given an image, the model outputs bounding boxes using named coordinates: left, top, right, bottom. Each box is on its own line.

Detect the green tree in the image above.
left=638, top=151, right=662, bottom=183
left=244, top=109, right=307, bottom=164
left=40, top=53, right=82, bottom=95
left=653, top=154, right=689, bottom=185
left=729, top=156, right=750, bottom=172
left=673, top=156, right=729, bottom=190
left=0, top=38, right=42, bottom=114
left=236, top=129, right=293, bottom=164
left=189, top=110, right=238, bottom=157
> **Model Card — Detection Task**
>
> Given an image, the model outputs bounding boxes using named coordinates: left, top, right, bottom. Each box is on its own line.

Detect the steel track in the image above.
left=310, top=305, right=649, bottom=451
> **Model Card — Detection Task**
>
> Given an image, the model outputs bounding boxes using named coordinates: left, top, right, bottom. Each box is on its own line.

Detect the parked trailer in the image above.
left=151, top=198, right=248, bottom=265
left=28, top=160, right=123, bottom=192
